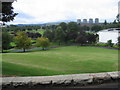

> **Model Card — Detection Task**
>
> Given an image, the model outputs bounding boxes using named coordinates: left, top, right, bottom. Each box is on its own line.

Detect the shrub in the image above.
left=14, top=32, right=32, bottom=52
left=95, top=43, right=108, bottom=47
left=113, top=45, right=119, bottom=48
left=36, top=37, right=50, bottom=50
left=2, top=32, right=12, bottom=52
left=107, top=40, right=113, bottom=47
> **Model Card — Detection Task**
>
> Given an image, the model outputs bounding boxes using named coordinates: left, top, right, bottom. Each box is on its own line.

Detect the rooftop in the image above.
left=98, top=28, right=120, bottom=33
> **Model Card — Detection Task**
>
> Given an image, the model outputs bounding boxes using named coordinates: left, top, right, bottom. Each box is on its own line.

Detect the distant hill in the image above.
left=17, top=22, right=62, bottom=26
left=16, top=20, right=75, bottom=26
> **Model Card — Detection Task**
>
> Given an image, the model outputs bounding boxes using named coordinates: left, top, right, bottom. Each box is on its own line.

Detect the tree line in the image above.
left=2, top=21, right=120, bottom=52
left=2, top=31, right=49, bottom=52
left=43, top=22, right=98, bottom=45
left=2, top=19, right=120, bottom=32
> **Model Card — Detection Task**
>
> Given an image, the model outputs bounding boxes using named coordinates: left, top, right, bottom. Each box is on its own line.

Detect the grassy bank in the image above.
left=2, top=46, right=118, bottom=76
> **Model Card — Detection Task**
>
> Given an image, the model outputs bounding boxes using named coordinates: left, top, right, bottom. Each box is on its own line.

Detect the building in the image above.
left=77, top=19, right=81, bottom=24
left=83, top=19, right=87, bottom=23
left=89, top=18, right=93, bottom=24
left=97, top=28, right=119, bottom=44
left=77, top=18, right=100, bottom=27
left=95, top=18, right=99, bottom=24
left=77, top=18, right=99, bottom=24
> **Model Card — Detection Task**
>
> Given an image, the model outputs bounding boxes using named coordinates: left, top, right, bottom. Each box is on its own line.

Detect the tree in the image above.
left=67, top=22, right=79, bottom=32
left=2, top=2, right=18, bottom=23
left=118, top=37, right=120, bottom=47
left=75, top=32, right=87, bottom=45
left=104, top=20, right=107, bottom=25
left=59, top=22, right=67, bottom=33
left=81, top=25, right=90, bottom=31
left=66, top=22, right=79, bottom=42
left=116, top=14, right=120, bottom=22
left=107, top=40, right=113, bottom=47
left=2, top=32, right=12, bottom=52
left=36, top=37, right=50, bottom=50
left=14, top=32, right=32, bottom=52
left=87, top=33, right=98, bottom=44
left=113, top=20, right=117, bottom=24
left=43, top=30, right=55, bottom=42
left=54, top=26, right=66, bottom=45
left=91, top=25, right=102, bottom=32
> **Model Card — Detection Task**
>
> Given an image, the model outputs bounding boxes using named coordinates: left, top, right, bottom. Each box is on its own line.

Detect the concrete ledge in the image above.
left=1, top=71, right=120, bottom=88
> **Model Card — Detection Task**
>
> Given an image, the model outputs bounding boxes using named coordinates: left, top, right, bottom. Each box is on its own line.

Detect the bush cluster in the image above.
left=95, top=40, right=119, bottom=49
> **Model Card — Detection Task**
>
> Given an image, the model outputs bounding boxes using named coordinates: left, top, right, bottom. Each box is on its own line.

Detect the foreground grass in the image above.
left=2, top=46, right=118, bottom=76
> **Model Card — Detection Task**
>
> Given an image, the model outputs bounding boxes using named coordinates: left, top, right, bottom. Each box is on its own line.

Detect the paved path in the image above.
left=4, top=47, right=54, bottom=53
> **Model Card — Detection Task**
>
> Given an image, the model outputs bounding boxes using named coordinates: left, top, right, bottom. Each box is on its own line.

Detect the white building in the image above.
left=97, top=28, right=119, bottom=44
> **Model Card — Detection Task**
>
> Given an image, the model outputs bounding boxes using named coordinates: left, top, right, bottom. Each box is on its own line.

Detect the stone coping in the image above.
left=1, top=71, right=120, bottom=88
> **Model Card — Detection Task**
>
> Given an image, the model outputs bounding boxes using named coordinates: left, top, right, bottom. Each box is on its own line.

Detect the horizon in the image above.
left=7, top=0, right=119, bottom=25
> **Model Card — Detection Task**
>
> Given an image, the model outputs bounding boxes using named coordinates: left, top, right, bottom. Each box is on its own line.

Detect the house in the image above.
left=97, top=28, right=119, bottom=44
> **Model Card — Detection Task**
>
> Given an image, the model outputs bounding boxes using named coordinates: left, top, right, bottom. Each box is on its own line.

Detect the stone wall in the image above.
left=1, top=71, right=120, bottom=88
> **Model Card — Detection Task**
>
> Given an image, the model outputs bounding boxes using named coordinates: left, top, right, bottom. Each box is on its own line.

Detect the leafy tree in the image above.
left=116, top=14, right=120, bottom=22
left=91, top=25, right=102, bottom=32
left=87, top=33, right=98, bottom=44
left=118, top=37, right=120, bottom=47
left=2, top=2, right=18, bottom=23
left=59, top=22, right=67, bottom=33
left=54, top=26, right=66, bottom=45
left=113, top=20, right=117, bottom=24
left=104, top=20, right=107, bottom=25
left=107, top=40, right=113, bottom=47
left=67, top=22, right=79, bottom=32
left=2, top=32, right=12, bottom=52
left=81, top=25, right=90, bottom=31
left=14, top=32, right=32, bottom=52
left=75, top=32, right=87, bottom=45
left=43, top=29, right=56, bottom=42
left=36, top=37, right=50, bottom=50
left=66, top=22, right=79, bottom=42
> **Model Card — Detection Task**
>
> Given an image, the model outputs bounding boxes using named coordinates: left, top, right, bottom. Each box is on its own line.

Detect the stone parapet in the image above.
left=1, top=71, right=120, bottom=88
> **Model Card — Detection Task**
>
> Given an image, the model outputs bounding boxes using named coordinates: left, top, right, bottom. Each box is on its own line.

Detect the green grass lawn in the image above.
left=28, top=29, right=45, bottom=35
left=2, top=46, right=118, bottom=76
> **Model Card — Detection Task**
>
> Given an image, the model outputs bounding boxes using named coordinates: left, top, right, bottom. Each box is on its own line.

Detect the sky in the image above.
left=8, top=0, right=119, bottom=24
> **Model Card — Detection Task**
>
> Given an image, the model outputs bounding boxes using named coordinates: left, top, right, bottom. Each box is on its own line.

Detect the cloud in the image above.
left=9, top=0, right=119, bottom=24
